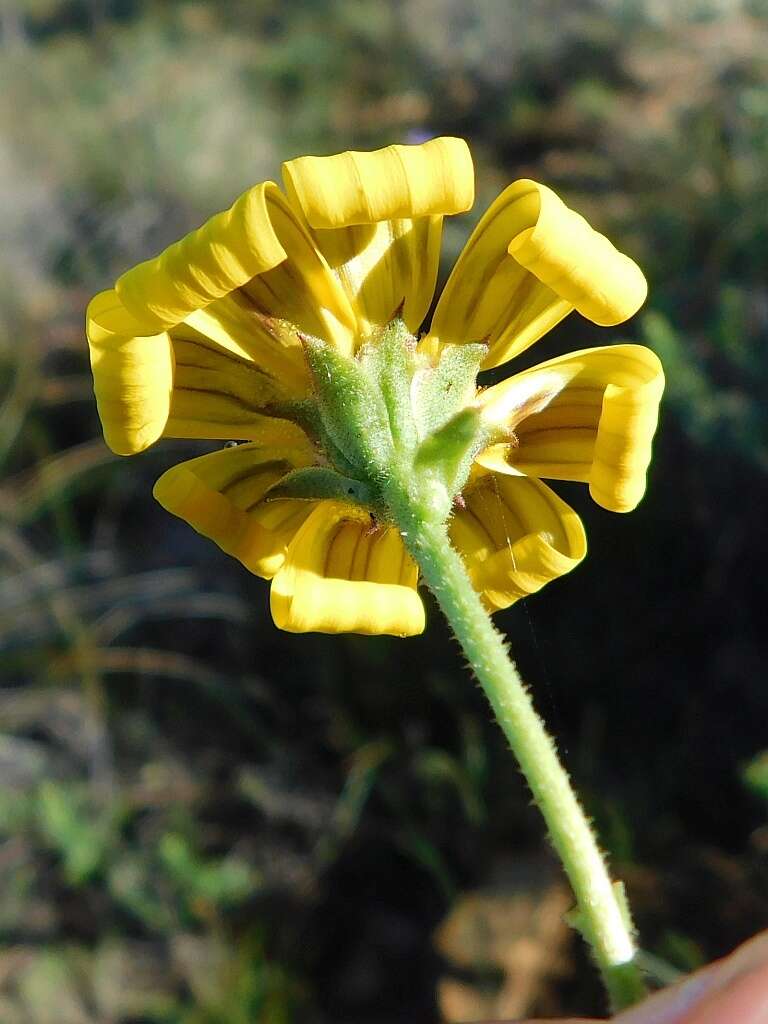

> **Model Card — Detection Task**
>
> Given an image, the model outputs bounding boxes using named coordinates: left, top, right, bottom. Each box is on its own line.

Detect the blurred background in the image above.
left=2, top=0, right=768, bottom=1020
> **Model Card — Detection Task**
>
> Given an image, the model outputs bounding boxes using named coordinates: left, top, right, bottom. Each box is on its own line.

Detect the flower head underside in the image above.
left=86, top=137, right=664, bottom=636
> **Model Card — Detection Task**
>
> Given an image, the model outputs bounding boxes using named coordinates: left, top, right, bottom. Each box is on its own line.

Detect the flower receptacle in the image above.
left=300, top=321, right=486, bottom=525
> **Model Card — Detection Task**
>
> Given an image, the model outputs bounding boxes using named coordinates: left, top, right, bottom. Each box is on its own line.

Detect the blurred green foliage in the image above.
left=3, top=1, right=768, bottom=1021
left=743, top=751, right=768, bottom=801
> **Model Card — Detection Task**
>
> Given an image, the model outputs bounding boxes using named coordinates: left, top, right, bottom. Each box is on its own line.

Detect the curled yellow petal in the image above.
left=476, top=344, right=664, bottom=513
left=116, top=183, right=287, bottom=332
left=282, top=137, right=473, bottom=338
left=270, top=502, right=425, bottom=636
left=86, top=289, right=310, bottom=454
left=153, top=423, right=317, bottom=578
left=309, top=216, right=444, bottom=338
left=163, top=319, right=308, bottom=442
left=238, top=187, right=358, bottom=355
left=450, top=472, right=586, bottom=612
left=181, top=296, right=310, bottom=395
left=425, top=186, right=570, bottom=369
left=425, top=179, right=647, bottom=369
left=282, top=137, right=474, bottom=229
left=86, top=289, right=173, bottom=455
left=506, top=180, right=647, bottom=326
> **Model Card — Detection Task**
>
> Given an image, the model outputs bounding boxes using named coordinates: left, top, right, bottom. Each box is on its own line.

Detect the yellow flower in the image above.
left=86, top=137, right=663, bottom=638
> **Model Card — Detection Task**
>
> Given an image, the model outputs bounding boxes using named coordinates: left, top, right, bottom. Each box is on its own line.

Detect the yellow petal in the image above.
left=86, top=289, right=174, bottom=455
left=270, top=502, right=425, bottom=636
left=424, top=179, right=646, bottom=369
left=153, top=423, right=318, bottom=579
left=180, top=297, right=309, bottom=396
left=282, top=137, right=474, bottom=337
left=476, top=345, right=664, bottom=513
left=86, top=290, right=309, bottom=454
left=507, top=181, right=647, bottom=326
left=164, top=322, right=305, bottom=441
left=450, top=472, right=586, bottom=611
left=282, top=137, right=474, bottom=228
left=93, top=185, right=362, bottom=451
left=237, top=187, right=358, bottom=355
left=116, top=180, right=357, bottom=354
left=308, top=216, right=444, bottom=337
left=116, top=183, right=287, bottom=332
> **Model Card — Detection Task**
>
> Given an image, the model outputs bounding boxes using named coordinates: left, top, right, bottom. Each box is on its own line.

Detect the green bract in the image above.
left=299, top=320, right=487, bottom=526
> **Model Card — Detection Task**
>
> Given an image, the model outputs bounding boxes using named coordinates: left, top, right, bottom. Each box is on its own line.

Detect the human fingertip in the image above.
left=615, top=931, right=768, bottom=1024
left=676, top=959, right=768, bottom=1024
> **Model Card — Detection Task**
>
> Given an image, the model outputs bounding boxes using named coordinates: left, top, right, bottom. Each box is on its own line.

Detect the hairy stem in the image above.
left=391, top=503, right=647, bottom=1011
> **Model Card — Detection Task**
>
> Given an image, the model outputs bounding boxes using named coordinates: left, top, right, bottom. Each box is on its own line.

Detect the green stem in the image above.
left=392, top=506, right=647, bottom=1012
